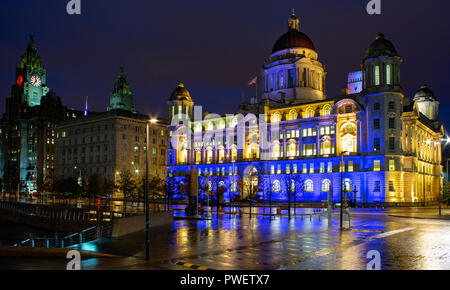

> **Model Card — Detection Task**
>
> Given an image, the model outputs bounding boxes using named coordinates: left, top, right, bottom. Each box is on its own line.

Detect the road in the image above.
left=1, top=207, right=450, bottom=270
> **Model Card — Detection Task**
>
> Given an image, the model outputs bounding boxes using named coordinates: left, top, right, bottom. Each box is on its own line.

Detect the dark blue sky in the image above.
left=1, top=0, right=450, bottom=131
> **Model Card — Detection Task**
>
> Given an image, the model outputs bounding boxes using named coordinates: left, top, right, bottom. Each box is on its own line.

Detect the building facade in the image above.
left=55, top=69, right=167, bottom=190
left=166, top=11, right=444, bottom=204
left=0, top=37, right=82, bottom=194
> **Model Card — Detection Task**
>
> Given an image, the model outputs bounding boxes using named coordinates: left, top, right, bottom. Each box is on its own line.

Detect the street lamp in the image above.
left=340, top=151, right=349, bottom=230
left=145, top=117, right=158, bottom=261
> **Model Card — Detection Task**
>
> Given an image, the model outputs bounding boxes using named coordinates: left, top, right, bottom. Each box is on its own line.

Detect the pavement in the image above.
left=2, top=206, right=450, bottom=270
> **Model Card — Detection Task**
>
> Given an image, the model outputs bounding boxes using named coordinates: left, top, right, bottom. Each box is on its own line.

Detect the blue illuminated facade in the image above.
left=166, top=12, right=443, bottom=205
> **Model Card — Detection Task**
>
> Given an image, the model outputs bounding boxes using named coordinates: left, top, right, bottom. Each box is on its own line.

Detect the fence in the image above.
left=13, top=224, right=113, bottom=249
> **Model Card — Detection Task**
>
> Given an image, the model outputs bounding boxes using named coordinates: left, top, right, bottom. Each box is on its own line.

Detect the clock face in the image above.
left=17, top=75, right=23, bottom=86
left=30, top=75, right=41, bottom=87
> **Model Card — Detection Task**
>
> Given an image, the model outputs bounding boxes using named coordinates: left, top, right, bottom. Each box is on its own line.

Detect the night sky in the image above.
left=1, top=1, right=450, bottom=132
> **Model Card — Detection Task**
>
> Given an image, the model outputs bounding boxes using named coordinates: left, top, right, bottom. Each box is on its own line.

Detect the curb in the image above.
left=389, top=214, right=450, bottom=220
left=171, top=260, right=214, bottom=270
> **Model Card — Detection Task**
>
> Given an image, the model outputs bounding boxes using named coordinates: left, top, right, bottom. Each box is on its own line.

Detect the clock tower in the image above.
left=12, top=36, right=50, bottom=107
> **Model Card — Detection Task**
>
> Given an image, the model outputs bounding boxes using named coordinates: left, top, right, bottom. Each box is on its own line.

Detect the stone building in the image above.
left=55, top=69, right=167, bottom=188
left=166, top=11, right=444, bottom=205
left=0, top=37, right=82, bottom=194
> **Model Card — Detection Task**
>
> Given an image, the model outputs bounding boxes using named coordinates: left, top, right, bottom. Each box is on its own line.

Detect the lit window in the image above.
left=389, top=160, right=395, bottom=171
left=386, top=64, right=391, bottom=84
left=348, top=161, right=353, bottom=172
left=374, top=160, right=381, bottom=171
left=374, top=65, right=380, bottom=85
left=272, top=180, right=281, bottom=192
left=327, top=162, right=333, bottom=173
left=304, top=180, right=313, bottom=192
left=322, top=179, right=331, bottom=192
left=322, top=105, right=331, bottom=116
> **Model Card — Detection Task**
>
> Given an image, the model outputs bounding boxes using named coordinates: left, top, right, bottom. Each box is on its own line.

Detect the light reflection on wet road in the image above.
left=2, top=207, right=450, bottom=270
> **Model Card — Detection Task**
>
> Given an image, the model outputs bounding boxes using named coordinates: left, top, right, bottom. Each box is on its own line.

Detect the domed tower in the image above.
left=107, top=67, right=136, bottom=113
left=413, top=85, right=439, bottom=121
left=362, top=33, right=404, bottom=157
left=168, top=82, right=194, bottom=122
left=263, top=10, right=326, bottom=104
left=362, top=33, right=402, bottom=93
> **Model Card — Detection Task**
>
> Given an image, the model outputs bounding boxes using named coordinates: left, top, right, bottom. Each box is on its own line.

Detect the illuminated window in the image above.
left=218, top=120, right=225, bottom=129
left=287, top=140, right=297, bottom=157
left=271, top=165, right=275, bottom=175
left=322, top=179, right=331, bottom=192
left=272, top=141, right=280, bottom=158
left=306, top=108, right=314, bottom=118
left=231, top=145, right=238, bottom=161
left=322, top=105, right=331, bottom=116
left=348, top=161, right=353, bottom=172
left=277, top=165, right=281, bottom=174
left=290, top=180, right=295, bottom=192
left=272, top=113, right=281, bottom=123
left=386, top=64, right=391, bottom=84
left=195, top=150, right=201, bottom=163
left=218, top=147, right=225, bottom=162
left=302, top=163, right=307, bottom=173
left=293, top=164, right=297, bottom=174
left=344, top=179, right=352, bottom=192
left=304, top=180, right=313, bottom=192
left=320, top=162, right=324, bottom=173
left=288, top=110, right=298, bottom=120
left=272, top=180, right=281, bottom=192
left=374, top=160, right=381, bottom=171
left=389, top=160, right=395, bottom=171
left=374, top=65, right=380, bottom=85
left=206, top=147, right=213, bottom=163
left=286, top=165, right=291, bottom=174
left=309, top=163, right=314, bottom=173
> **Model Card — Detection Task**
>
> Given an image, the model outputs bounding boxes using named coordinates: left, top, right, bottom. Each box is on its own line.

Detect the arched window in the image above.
left=206, top=121, right=213, bottom=131
left=344, top=179, right=352, bottom=192
left=304, top=179, right=313, bottom=192
left=206, top=147, right=213, bottom=163
left=218, top=120, right=225, bottom=129
left=272, top=141, right=280, bottom=159
left=272, top=112, right=281, bottom=123
left=288, top=110, right=298, bottom=121
left=231, top=145, right=238, bottom=161
left=306, top=107, right=314, bottom=118
left=272, top=180, right=281, bottom=192
left=195, top=149, right=201, bottom=163
left=374, top=65, right=380, bottom=85
left=322, top=179, right=331, bottom=192
left=322, top=105, right=331, bottom=116
left=218, top=147, right=225, bottom=162
left=386, top=64, right=391, bottom=85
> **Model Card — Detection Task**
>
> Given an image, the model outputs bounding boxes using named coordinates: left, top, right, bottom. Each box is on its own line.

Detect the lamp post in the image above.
left=340, top=151, right=348, bottom=230
left=145, top=118, right=158, bottom=261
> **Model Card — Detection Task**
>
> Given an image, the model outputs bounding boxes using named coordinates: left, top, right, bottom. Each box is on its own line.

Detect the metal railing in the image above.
left=13, top=224, right=112, bottom=249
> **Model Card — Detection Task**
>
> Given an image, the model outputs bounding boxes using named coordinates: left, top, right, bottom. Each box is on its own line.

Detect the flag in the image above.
left=248, top=76, right=257, bottom=86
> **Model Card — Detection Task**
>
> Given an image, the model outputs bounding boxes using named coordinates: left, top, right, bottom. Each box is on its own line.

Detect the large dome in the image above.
left=272, top=30, right=315, bottom=53
left=414, top=84, right=436, bottom=101
left=170, top=82, right=191, bottom=101
left=364, top=33, right=398, bottom=60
